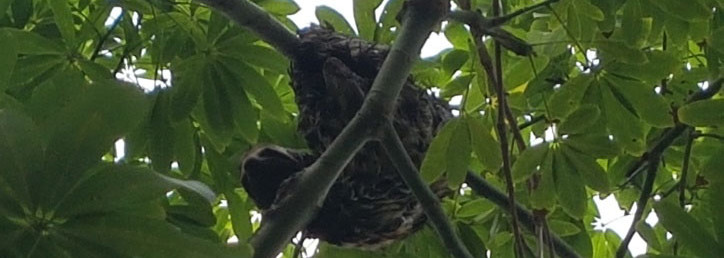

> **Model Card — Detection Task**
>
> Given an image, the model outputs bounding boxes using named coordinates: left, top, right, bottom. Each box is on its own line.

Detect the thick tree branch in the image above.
left=246, top=2, right=449, bottom=257
left=380, top=123, right=473, bottom=258
left=194, top=0, right=300, bottom=57
left=465, top=172, right=582, bottom=258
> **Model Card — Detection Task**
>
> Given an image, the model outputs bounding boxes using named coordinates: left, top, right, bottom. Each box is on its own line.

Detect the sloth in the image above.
left=241, top=26, right=451, bottom=248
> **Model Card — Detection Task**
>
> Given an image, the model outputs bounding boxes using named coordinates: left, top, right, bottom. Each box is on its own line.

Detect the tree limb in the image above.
left=380, top=124, right=473, bottom=258
left=245, top=1, right=449, bottom=257
left=465, top=172, right=582, bottom=258
left=193, top=0, right=300, bottom=57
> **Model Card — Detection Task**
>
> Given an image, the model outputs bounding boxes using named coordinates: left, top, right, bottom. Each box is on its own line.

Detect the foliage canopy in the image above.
left=0, top=0, right=723, bottom=257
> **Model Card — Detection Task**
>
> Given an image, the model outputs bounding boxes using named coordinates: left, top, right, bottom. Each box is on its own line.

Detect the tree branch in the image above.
left=380, top=123, right=473, bottom=258
left=623, top=77, right=723, bottom=184
left=245, top=1, right=449, bottom=257
left=615, top=156, right=659, bottom=258
left=193, top=0, right=300, bottom=57
left=465, top=172, right=582, bottom=258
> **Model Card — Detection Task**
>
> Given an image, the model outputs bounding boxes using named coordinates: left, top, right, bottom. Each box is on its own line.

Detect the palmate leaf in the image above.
left=554, top=150, right=587, bottom=219
left=420, top=117, right=471, bottom=187
left=0, top=29, right=17, bottom=91
left=33, top=79, right=149, bottom=209
left=678, top=99, right=724, bottom=127
left=654, top=198, right=722, bottom=257
left=0, top=109, right=41, bottom=209
left=599, top=79, right=646, bottom=155
left=49, top=0, right=75, bottom=45
left=315, top=6, right=355, bottom=36
left=57, top=214, right=245, bottom=258
left=353, top=0, right=382, bottom=41
left=54, top=164, right=215, bottom=218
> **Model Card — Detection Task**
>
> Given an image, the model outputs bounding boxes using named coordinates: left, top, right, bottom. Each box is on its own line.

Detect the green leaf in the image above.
left=441, top=49, right=469, bottom=77
left=710, top=180, right=724, bottom=245
left=316, top=6, right=355, bottom=36
left=0, top=28, right=65, bottom=54
left=171, top=55, right=206, bottom=121
left=36, top=80, right=149, bottom=208
left=8, top=54, right=66, bottom=92
left=605, top=76, right=673, bottom=128
left=49, top=0, right=75, bottom=44
left=0, top=0, right=12, bottom=20
left=558, top=104, right=600, bottom=135
left=549, top=74, right=594, bottom=119
left=503, top=56, right=549, bottom=90
left=226, top=189, right=252, bottom=243
left=76, top=59, right=113, bottom=82
left=224, top=44, right=289, bottom=74
left=529, top=151, right=556, bottom=210
left=563, top=134, right=619, bottom=158
left=0, top=29, right=17, bottom=90
left=447, top=118, right=471, bottom=187
left=648, top=0, right=711, bottom=22
left=566, top=0, right=603, bottom=41
left=353, top=0, right=382, bottom=40
left=561, top=145, right=610, bottom=192
left=512, top=143, right=549, bottom=182
left=148, top=91, right=175, bottom=173
left=173, top=118, right=198, bottom=176
left=167, top=204, right=216, bottom=227
left=597, top=40, right=648, bottom=64
left=58, top=214, right=242, bottom=258
left=606, top=50, right=681, bottom=84
left=712, top=27, right=724, bottom=55
left=212, top=61, right=258, bottom=144
left=375, top=0, right=403, bottom=43
left=467, top=116, right=501, bottom=170
left=457, top=199, right=495, bottom=218
left=218, top=56, right=285, bottom=121
left=421, top=118, right=458, bottom=183
left=600, top=81, right=645, bottom=155
left=194, top=65, right=234, bottom=151
left=635, top=221, right=662, bottom=252
left=678, top=99, right=724, bottom=127
left=0, top=110, right=41, bottom=208
left=554, top=150, right=587, bottom=219
left=701, top=145, right=724, bottom=184
left=549, top=220, right=582, bottom=237
left=56, top=165, right=215, bottom=217
left=444, top=22, right=469, bottom=49
left=457, top=222, right=487, bottom=258
left=654, top=198, right=722, bottom=257
left=258, top=0, right=299, bottom=15
left=621, top=0, right=648, bottom=46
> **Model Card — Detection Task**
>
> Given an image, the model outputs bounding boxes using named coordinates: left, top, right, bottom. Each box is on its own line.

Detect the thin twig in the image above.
left=518, top=114, right=546, bottom=130
left=616, top=155, right=659, bottom=258
left=380, top=124, right=473, bottom=258
left=491, top=1, right=525, bottom=256
left=90, top=14, right=123, bottom=61
left=494, top=0, right=560, bottom=24
left=679, top=129, right=694, bottom=208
